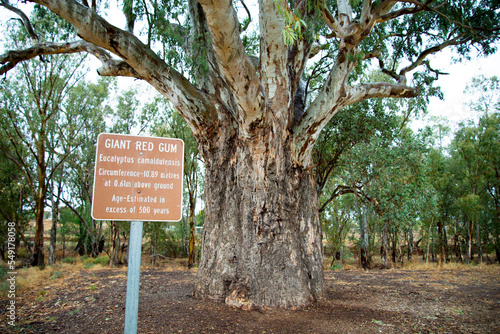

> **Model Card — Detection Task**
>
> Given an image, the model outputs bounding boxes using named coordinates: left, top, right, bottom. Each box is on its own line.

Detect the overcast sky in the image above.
left=421, top=47, right=500, bottom=130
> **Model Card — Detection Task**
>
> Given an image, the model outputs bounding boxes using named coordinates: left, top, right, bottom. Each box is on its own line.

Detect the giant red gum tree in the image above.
left=1, top=0, right=498, bottom=308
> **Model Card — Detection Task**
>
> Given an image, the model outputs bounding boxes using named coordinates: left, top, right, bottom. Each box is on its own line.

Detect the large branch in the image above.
left=29, top=0, right=217, bottom=136
left=293, top=58, right=417, bottom=165
left=0, top=40, right=140, bottom=77
left=259, top=0, right=290, bottom=108
left=0, top=0, right=39, bottom=43
left=198, top=0, right=264, bottom=131
left=399, top=34, right=472, bottom=77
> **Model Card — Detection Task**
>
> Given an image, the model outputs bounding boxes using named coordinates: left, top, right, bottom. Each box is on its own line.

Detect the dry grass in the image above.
left=406, top=260, right=497, bottom=270
left=4, top=254, right=192, bottom=295
left=13, top=261, right=112, bottom=293
left=324, top=255, right=500, bottom=272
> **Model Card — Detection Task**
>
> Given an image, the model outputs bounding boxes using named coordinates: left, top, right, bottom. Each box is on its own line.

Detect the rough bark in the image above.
left=194, top=116, right=324, bottom=309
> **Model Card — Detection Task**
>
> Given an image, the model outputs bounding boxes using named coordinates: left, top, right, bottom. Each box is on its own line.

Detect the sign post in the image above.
left=124, top=220, right=143, bottom=334
left=91, top=133, right=184, bottom=334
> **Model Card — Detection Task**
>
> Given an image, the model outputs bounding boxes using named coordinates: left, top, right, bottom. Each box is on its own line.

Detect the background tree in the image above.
left=1, top=0, right=499, bottom=307
left=60, top=78, right=112, bottom=258
left=0, top=137, right=31, bottom=262
left=0, top=12, right=93, bottom=265
left=146, top=95, right=203, bottom=268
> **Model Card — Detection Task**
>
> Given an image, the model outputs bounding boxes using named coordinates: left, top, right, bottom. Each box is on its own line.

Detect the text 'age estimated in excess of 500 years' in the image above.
left=91, top=133, right=184, bottom=222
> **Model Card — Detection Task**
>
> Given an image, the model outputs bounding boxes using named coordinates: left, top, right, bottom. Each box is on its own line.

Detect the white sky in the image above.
left=418, top=48, right=500, bottom=131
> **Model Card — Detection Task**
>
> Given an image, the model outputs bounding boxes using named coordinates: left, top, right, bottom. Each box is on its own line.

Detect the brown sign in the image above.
left=91, top=133, right=184, bottom=222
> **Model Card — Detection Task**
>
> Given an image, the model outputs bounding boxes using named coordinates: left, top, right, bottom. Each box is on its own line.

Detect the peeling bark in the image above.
left=194, top=117, right=324, bottom=309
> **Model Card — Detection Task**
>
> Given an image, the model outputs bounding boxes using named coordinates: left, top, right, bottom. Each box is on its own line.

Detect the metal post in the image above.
left=124, top=221, right=143, bottom=334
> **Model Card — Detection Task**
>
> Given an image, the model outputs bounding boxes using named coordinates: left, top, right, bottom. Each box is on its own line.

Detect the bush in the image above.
left=330, top=263, right=344, bottom=270
left=93, top=255, right=110, bottom=266
left=50, top=270, right=62, bottom=279
left=82, top=255, right=109, bottom=268
left=62, top=257, right=77, bottom=264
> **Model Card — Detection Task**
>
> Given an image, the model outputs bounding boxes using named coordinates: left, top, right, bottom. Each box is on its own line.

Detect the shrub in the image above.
left=93, top=255, right=110, bottom=266
left=62, top=257, right=77, bottom=264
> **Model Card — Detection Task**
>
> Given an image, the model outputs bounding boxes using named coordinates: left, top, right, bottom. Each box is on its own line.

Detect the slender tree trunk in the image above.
left=495, top=235, right=500, bottom=263
left=437, top=220, right=446, bottom=266
left=194, top=129, right=324, bottom=309
left=426, top=222, right=432, bottom=264
left=475, top=222, right=483, bottom=263
left=109, top=221, right=121, bottom=266
left=188, top=192, right=196, bottom=269
left=443, top=222, right=449, bottom=262
left=32, top=195, right=46, bottom=266
left=407, top=227, right=414, bottom=262
left=48, top=178, right=62, bottom=265
left=381, top=223, right=389, bottom=269
left=390, top=228, right=398, bottom=265
left=454, top=234, right=462, bottom=262
left=467, top=221, right=473, bottom=264
left=48, top=213, right=57, bottom=265
left=359, top=204, right=369, bottom=269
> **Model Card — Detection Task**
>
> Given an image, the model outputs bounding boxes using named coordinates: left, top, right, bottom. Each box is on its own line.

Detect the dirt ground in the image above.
left=1, top=266, right=499, bottom=333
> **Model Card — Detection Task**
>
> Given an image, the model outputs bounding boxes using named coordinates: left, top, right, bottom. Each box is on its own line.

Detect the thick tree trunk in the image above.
left=194, top=129, right=324, bottom=309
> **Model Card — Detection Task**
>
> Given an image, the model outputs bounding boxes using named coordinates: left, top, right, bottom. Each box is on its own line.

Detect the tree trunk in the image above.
left=437, top=220, right=446, bottom=266
left=467, top=220, right=473, bottom=264
left=453, top=234, right=462, bottom=262
left=495, top=235, right=500, bottom=263
left=426, top=220, right=432, bottom=264
left=359, top=204, right=369, bottom=269
left=48, top=217, right=57, bottom=265
left=194, top=131, right=324, bottom=309
left=32, top=197, right=45, bottom=266
left=381, top=223, right=389, bottom=269
left=109, top=221, right=121, bottom=266
left=48, top=180, right=62, bottom=265
left=188, top=192, right=196, bottom=269
left=407, top=227, right=414, bottom=262
left=390, top=228, right=398, bottom=265
left=475, top=222, right=483, bottom=263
